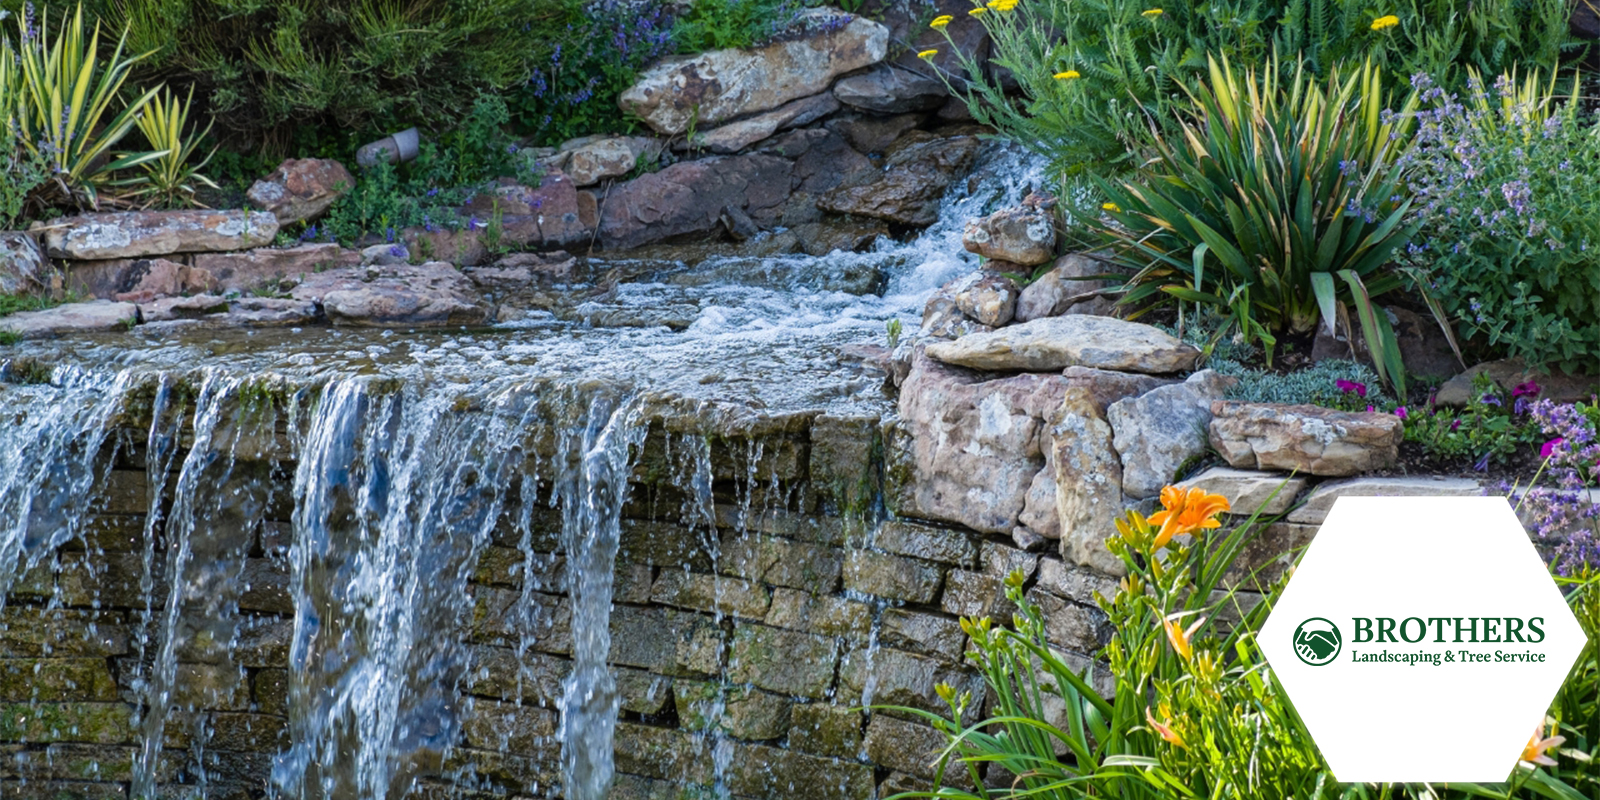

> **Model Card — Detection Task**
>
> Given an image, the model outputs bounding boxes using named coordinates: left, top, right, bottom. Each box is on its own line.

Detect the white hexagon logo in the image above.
left=1259, top=496, right=1588, bottom=783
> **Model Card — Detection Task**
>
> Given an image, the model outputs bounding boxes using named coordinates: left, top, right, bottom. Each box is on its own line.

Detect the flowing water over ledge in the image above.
left=0, top=145, right=1047, bottom=800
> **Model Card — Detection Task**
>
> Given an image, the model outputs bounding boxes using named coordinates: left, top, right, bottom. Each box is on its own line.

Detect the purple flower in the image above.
left=1337, top=379, right=1368, bottom=398
left=1366, top=405, right=1376, bottom=413
left=1542, top=438, right=1565, bottom=460
left=1473, top=452, right=1491, bottom=471
left=1450, top=419, right=1462, bottom=432
left=1512, top=380, right=1542, bottom=398
left=1480, top=393, right=1502, bottom=407
left=1395, top=406, right=1408, bottom=419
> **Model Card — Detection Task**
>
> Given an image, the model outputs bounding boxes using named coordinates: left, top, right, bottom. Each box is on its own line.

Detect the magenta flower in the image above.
left=1512, top=380, right=1542, bottom=398
left=1450, top=419, right=1462, bottom=431
left=1542, top=437, right=1565, bottom=460
left=1367, top=405, right=1376, bottom=413
left=1337, top=379, right=1368, bottom=398
left=1395, top=406, right=1408, bottom=419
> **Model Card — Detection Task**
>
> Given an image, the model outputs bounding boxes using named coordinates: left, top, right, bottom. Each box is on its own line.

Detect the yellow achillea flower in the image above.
left=968, top=7, right=987, bottom=15
left=1142, top=8, right=1163, bottom=17
left=1054, top=69, right=1081, bottom=80
left=1101, top=201, right=1120, bottom=212
left=986, top=0, right=1018, bottom=9
left=918, top=49, right=939, bottom=59
left=930, top=14, right=953, bottom=28
left=1370, top=14, right=1399, bottom=30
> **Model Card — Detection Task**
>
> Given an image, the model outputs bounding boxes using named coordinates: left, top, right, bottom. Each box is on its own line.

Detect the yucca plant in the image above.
left=9, top=3, right=166, bottom=209
left=1096, top=55, right=1431, bottom=395
left=121, top=85, right=218, bottom=208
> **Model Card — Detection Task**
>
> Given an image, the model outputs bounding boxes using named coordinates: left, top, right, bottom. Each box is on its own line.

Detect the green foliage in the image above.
left=3, top=3, right=167, bottom=209
left=82, top=0, right=552, bottom=148
left=1403, top=373, right=1542, bottom=467
left=1212, top=357, right=1389, bottom=409
left=123, top=86, right=218, bottom=208
left=0, top=22, right=49, bottom=227
left=1096, top=56, right=1423, bottom=394
left=1398, top=71, right=1600, bottom=373
left=931, top=0, right=1579, bottom=181
left=671, top=0, right=812, bottom=53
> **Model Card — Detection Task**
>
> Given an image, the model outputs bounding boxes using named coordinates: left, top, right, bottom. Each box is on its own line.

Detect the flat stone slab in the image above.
left=34, top=210, right=279, bottom=260
left=2, top=300, right=139, bottom=338
left=1209, top=401, right=1403, bottom=476
left=924, top=315, right=1201, bottom=374
left=1175, top=466, right=1309, bottom=517
left=1287, top=476, right=1482, bottom=524
left=291, top=262, right=492, bottom=327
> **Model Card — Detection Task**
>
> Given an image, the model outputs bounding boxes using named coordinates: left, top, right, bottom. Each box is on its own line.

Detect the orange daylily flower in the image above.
left=1162, top=612, right=1205, bottom=660
left=1145, top=706, right=1187, bottom=749
left=1521, top=724, right=1565, bottom=767
left=1147, top=486, right=1230, bottom=549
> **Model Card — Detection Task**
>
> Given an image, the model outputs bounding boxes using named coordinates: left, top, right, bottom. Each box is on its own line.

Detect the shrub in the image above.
left=0, top=11, right=48, bottom=227
left=671, top=0, right=816, bottom=53
left=1096, top=56, right=1425, bottom=394
left=1397, top=71, right=1600, bottom=373
left=930, top=0, right=1577, bottom=180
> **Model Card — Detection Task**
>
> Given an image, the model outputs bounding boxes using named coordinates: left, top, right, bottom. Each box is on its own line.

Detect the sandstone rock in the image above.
left=1, top=300, right=139, bottom=338
left=890, top=351, right=1072, bottom=534
left=817, top=132, right=980, bottom=226
left=964, top=206, right=1056, bottom=266
left=598, top=154, right=792, bottom=250
left=35, top=210, right=279, bottom=260
left=1209, top=401, right=1404, bottom=476
left=548, top=136, right=663, bottom=186
left=138, top=294, right=232, bottom=322
left=1174, top=467, right=1309, bottom=517
left=454, top=170, right=596, bottom=251
left=192, top=244, right=362, bottom=292
left=1, top=232, right=51, bottom=297
left=289, top=262, right=492, bottom=327
left=1050, top=386, right=1128, bottom=576
left=1015, top=253, right=1116, bottom=321
left=1108, top=370, right=1236, bottom=499
left=360, top=243, right=409, bottom=267
left=925, top=315, right=1201, bottom=374
left=107, top=259, right=217, bottom=302
left=1287, top=475, right=1482, bottom=524
left=693, top=93, right=840, bottom=154
left=620, top=10, right=888, bottom=135
left=246, top=158, right=354, bottom=224
left=918, top=287, right=991, bottom=340
left=952, top=271, right=1018, bottom=327
left=1436, top=358, right=1599, bottom=406
left=825, top=112, right=925, bottom=154
left=833, top=64, right=946, bottom=113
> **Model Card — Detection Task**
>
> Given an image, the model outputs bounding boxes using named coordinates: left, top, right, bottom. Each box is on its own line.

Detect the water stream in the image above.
left=0, top=142, right=1045, bottom=799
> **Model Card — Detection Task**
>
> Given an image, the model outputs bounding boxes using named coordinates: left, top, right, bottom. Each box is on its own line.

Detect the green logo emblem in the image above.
left=1294, top=617, right=1342, bottom=666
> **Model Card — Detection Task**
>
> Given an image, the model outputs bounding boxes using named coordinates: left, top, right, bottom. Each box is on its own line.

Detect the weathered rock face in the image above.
left=694, top=93, right=840, bottom=154
left=889, top=351, right=1069, bottom=534
left=1436, top=358, right=1599, bottom=406
left=192, top=244, right=362, bottom=293
left=546, top=136, right=664, bottom=187
left=1108, top=370, right=1236, bottom=499
left=619, top=10, right=888, bottom=135
left=825, top=113, right=925, bottom=154
left=1286, top=475, right=1482, bottom=524
left=1174, top=467, right=1309, bottom=518
left=832, top=65, right=946, bottom=114
left=139, top=296, right=319, bottom=329
left=925, top=315, right=1201, bottom=374
left=1, top=300, right=139, bottom=338
left=1015, top=254, right=1114, bottom=321
left=246, top=158, right=354, bottom=224
left=817, top=132, right=980, bottom=226
left=1, top=232, right=51, bottom=297
left=598, top=154, right=792, bottom=250
left=1049, top=386, right=1129, bottom=576
left=963, top=207, right=1056, bottom=267
left=108, top=258, right=218, bottom=303
left=290, top=262, right=492, bottom=327
left=35, top=210, right=279, bottom=260
left=1208, top=401, right=1404, bottom=476
left=952, top=271, right=1018, bottom=327
left=457, top=171, right=596, bottom=250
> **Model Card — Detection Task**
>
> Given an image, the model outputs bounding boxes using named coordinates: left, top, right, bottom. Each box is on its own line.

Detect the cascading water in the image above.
left=0, top=141, right=1048, bottom=800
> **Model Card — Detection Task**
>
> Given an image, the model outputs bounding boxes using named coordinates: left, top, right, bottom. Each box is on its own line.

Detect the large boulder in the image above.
left=290, top=262, right=493, bottom=327
left=816, top=132, right=980, bottom=226
left=1, top=300, right=139, bottom=338
left=1208, top=401, right=1404, bottom=476
left=1107, top=370, right=1236, bottom=498
left=1015, top=253, right=1115, bottom=321
left=34, top=210, right=279, bottom=260
left=619, top=9, right=888, bottom=135
left=597, top=154, right=792, bottom=250
left=693, top=93, right=840, bottom=154
left=925, top=315, right=1200, bottom=374
left=108, top=258, right=218, bottom=303
left=1048, top=387, right=1128, bottom=576
left=545, top=136, right=664, bottom=187
left=832, top=65, right=946, bottom=114
left=246, top=158, right=354, bottom=224
left=963, top=206, right=1056, bottom=267
left=1, top=232, right=51, bottom=297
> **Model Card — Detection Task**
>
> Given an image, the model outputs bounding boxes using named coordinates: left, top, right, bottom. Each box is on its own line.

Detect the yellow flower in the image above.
left=1054, top=69, right=1081, bottom=81
left=1145, top=706, right=1187, bottom=749
left=1142, top=8, right=1163, bottom=17
left=918, top=48, right=939, bottom=60
left=1521, top=723, right=1566, bottom=767
left=1370, top=14, right=1399, bottom=30
left=968, top=7, right=987, bottom=15
left=930, top=14, right=953, bottom=28
left=995, top=0, right=1018, bottom=9
left=1162, top=612, right=1206, bottom=661
left=1101, top=200, right=1120, bottom=211
left=1147, top=485, right=1230, bottom=549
